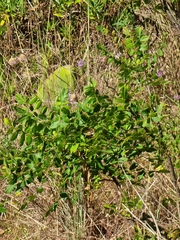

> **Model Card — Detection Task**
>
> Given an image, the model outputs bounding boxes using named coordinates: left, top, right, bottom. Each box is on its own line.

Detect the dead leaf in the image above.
left=0, top=229, right=5, bottom=236
left=8, top=57, right=19, bottom=67
left=17, top=53, right=28, bottom=63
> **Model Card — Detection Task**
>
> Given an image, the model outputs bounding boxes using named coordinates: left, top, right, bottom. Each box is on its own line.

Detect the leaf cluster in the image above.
left=1, top=82, right=163, bottom=193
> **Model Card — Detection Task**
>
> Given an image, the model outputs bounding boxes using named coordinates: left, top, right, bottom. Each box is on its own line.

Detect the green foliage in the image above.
left=53, top=0, right=108, bottom=21
left=53, top=0, right=82, bottom=18
left=98, top=25, right=165, bottom=92
left=0, top=0, right=25, bottom=35
left=104, top=203, right=117, bottom=215
left=0, top=12, right=10, bottom=35
left=0, top=203, right=6, bottom=213
left=167, top=229, right=180, bottom=240
left=87, top=0, right=108, bottom=20
left=0, top=25, right=167, bottom=217
left=112, top=4, right=135, bottom=30
left=134, top=226, right=156, bottom=239
left=1, top=81, right=163, bottom=193
left=0, top=0, right=25, bottom=14
left=0, top=0, right=179, bottom=238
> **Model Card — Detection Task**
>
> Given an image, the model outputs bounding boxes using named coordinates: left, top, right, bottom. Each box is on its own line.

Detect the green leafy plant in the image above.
left=0, top=0, right=25, bottom=35
left=2, top=81, right=164, bottom=194
left=1, top=0, right=180, bottom=239
left=1, top=24, right=167, bottom=211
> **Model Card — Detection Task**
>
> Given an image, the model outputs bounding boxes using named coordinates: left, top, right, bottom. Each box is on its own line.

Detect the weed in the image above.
left=1, top=1, right=180, bottom=240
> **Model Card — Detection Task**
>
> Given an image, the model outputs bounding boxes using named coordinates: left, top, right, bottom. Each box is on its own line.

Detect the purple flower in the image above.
left=174, top=95, right=180, bottom=100
left=77, top=59, right=85, bottom=68
left=156, top=70, right=164, bottom=77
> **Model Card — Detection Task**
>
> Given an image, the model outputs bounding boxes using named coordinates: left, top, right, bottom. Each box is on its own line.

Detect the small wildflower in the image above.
left=156, top=70, right=164, bottom=77
left=114, top=51, right=122, bottom=60
left=174, top=95, right=180, bottom=100
left=15, top=191, right=22, bottom=197
left=77, top=59, right=85, bottom=68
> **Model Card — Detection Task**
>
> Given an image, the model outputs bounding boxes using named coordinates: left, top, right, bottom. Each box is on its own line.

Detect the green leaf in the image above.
left=29, top=95, right=38, bottom=105
left=28, top=195, right=36, bottom=202
left=140, top=44, right=148, bottom=51
left=97, top=161, right=104, bottom=170
left=27, top=162, right=34, bottom=169
left=119, top=157, right=128, bottom=162
left=124, top=38, right=133, bottom=49
left=25, top=134, right=32, bottom=145
left=135, top=27, right=142, bottom=38
left=16, top=94, right=26, bottom=104
left=156, top=102, right=164, bottom=115
left=138, top=170, right=146, bottom=180
left=34, top=100, right=42, bottom=110
left=53, top=12, right=65, bottom=18
left=97, top=43, right=108, bottom=53
left=50, top=120, right=60, bottom=129
left=152, top=116, right=160, bottom=123
left=45, top=202, right=58, bottom=217
left=153, top=53, right=157, bottom=63
left=0, top=206, right=6, bottom=213
left=37, top=188, right=44, bottom=193
left=101, top=149, right=113, bottom=154
left=4, top=117, right=11, bottom=126
left=70, top=143, right=79, bottom=153
left=10, top=130, right=19, bottom=141
left=37, top=65, right=75, bottom=104
left=40, top=106, right=48, bottom=115
left=19, top=132, right=25, bottom=146
left=148, top=171, right=154, bottom=178
left=140, top=35, right=149, bottom=42
left=19, top=202, right=27, bottom=211
left=123, top=27, right=131, bottom=37
left=14, top=106, right=27, bottom=115
left=158, top=49, right=163, bottom=56
left=104, top=203, right=111, bottom=209
left=129, top=48, right=134, bottom=56
left=6, top=184, right=16, bottom=193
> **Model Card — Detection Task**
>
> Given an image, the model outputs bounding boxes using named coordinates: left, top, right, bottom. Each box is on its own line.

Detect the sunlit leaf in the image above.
left=6, top=184, right=16, bottom=193
left=4, top=117, right=11, bottom=126
left=50, top=120, right=60, bottom=129
left=37, top=65, right=75, bottom=105
left=0, top=206, right=6, bottom=213
left=70, top=143, right=79, bottom=153
left=16, top=94, right=26, bottom=104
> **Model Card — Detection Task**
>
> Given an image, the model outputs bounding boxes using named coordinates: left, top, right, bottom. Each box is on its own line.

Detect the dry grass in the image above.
left=1, top=0, right=180, bottom=239
left=1, top=169, right=180, bottom=239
